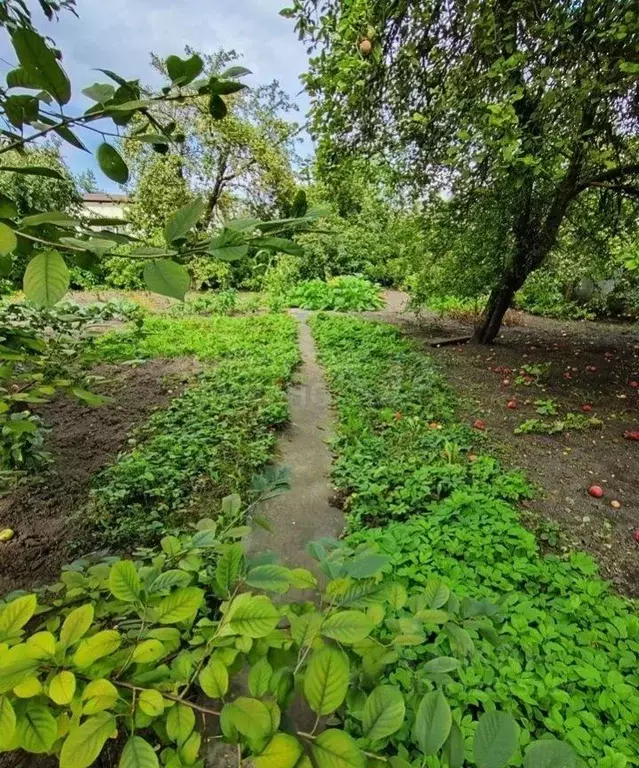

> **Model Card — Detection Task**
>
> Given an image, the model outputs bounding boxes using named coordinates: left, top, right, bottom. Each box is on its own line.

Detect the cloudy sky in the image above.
left=1, top=0, right=312, bottom=191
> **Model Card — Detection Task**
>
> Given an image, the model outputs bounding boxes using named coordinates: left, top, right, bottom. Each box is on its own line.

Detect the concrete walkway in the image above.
left=247, top=310, right=344, bottom=575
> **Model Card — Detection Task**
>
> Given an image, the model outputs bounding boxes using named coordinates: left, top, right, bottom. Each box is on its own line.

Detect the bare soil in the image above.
left=0, top=358, right=198, bottom=593
left=371, top=293, right=639, bottom=596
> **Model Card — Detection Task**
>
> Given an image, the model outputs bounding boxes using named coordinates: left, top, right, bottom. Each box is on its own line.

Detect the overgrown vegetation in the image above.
left=285, top=276, right=383, bottom=312
left=85, top=314, right=299, bottom=548
left=310, top=314, right=639, bottom=767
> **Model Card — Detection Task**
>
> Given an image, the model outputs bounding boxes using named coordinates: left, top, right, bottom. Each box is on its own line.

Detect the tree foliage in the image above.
left=289, top=0, right=639, bottom=341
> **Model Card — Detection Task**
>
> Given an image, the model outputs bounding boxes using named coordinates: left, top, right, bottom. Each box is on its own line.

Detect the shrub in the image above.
left=286, top=276, right=384, bottom=312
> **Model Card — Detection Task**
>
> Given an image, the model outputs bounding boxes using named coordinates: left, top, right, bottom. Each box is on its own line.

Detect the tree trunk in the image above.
left=473, top=268, right=523, bottom=344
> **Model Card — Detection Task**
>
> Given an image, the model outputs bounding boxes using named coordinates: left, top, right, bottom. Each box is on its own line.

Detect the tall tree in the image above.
left=289, top=0, right=639, bottom=341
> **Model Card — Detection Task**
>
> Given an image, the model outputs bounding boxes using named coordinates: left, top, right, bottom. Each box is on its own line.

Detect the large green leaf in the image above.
left=0, top=166, right=64, bottom=179
left=10, top=28, right=70, bottom=105
left=166, top=54, right=203, bottom=86
left=443, top=721, right=465, bottom=768
left=322, top=610, right=374, bottom=644
left=224, top=697, right=272, bottom=741
left=60, top=604, right=94, bottom=646
left=412, top=690, right=452, bottom=755
left=362, top=686, right=406, bottom=741
left=97, top=143, right=129, bottom=184
left=73, top=630, right=121, bottom=668
left=198, top=659, right=229, bottom=699
left=0, top=645, right=40, bottom=693
left=523, top=740, right=577, bottom=768
left=0, top=594, right=36, bottom=634
left=221, top=593, right=279, bottom=638
left=210, top=227, right=248, bottom=261
left=23, top=250, right=69, bottom=307
left=17, top=704, right=57, bottom=754
left=254, top=733, right=304, bottom=768
left=163, top=199, right=206, bottom=245
left=153, top=587, right=203, bottom=624
left=6, top=67, right=42, bottom=89
left=108, top=560, right=141, bottom=602
left=473, top=711, right=520, bottom=768
left=59, top=712, right=116, bottom=768
left=49, top=670, right=76, bottom=705
left=0, top=222, right=17, bottom=255
left=82, top=83, right=115, bottom=103
left=311, top=729, right=366, bottom=768
left=250, top=236, right=303, bottom=256
left=20, top=211, right=77, bottom=227
left=214, top=542, right=244, bottom=595
left=4, top=95, right=39, bottom=129
left=290, top=612, right=323, bottom=648
left=424, top=578, right=450, bottom=609
left=346, top=553, right=390, bottom=579
left=246, top=565, right=292, bottom=594
left=166, top=703, right=195, bottom=745
left=209, top=94, right=228, bottom=119
left=248, top=657, right=273, bottom=698
left=303, top=647, right=349, bottom=715
left=0, top=696, right=16, bottom=749
left=119, top=736, right=159, bottom=768
left=143, top=260, right=190, bottom=301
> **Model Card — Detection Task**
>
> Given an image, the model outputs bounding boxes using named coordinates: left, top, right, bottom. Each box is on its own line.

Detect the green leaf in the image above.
left=246, top=565, right=291, bottom=594
left=322, top=610, right=374, bottom=644
left=137, top=689, right=164, bottom=718
left=23, top=250, right=69, bottom=307
left=445, top=623, right=474, bottom=656
left=20, top=211, right=77, bottom=227
left=0, top=222, right=17, bottom=255
left=82, top=679, right=119, bottom=714
left=131, top=639, right=165, bottom=664
left=290, top=612, right=323, bottom=648
left=250, top=236, right=303, bottom=257
left=11, top=28, right=70, bottom=105
left=0, top=696, right=16, bottom=749
left=222, top=593, right=279, bottom=638
left=108, top=560, right=141, bottom=602
left=224, top=697, right=271, bottom=740
left=179, top=731, right=201, bottom=765
left=0, top=644, right=40, bottom=693
left=210, top=227, right=249, bottom=261
left=17, top=704, right=57, bottom=753
left=119, top=736, right=159, bottom=768
left=215, top=543, right=244, bottom=596
left=60, top=604, right=94, bottom=646
left=254, top=733, right=304, bottom=768
left=49, top=670, right=76, bottom=705
left=0, top=194, right=18, bottom=219
left=209, top=79, right=247, bottom=96
left=0, top=165, right=64, bottom=179
left=413, top=690, right=452, bottom=755
left=523, top=740, right=577, bottom=768
left=443, top=721, right=465, bottom=768
left=6, top=67, right=42, bottom=89
left=424, top=578, right=450, bottom=609
left=163, top=199, right=205, bottom=245
left=82, top=83, right=115, bottom=103
left=227, top=217, right=261, bottom=232
left=73, top=629, right=121, bottom=668
left=220, top=66, right=252, bottom=79
left=97, top=143, right=129, bottom=184
left=303, top=647, right=349, bottom=715
left=248, top=657, right=273, bottom=698
left=166, top=703, right=195, bottom=745
left=198, top=658, right=229, bottom=699
left=289, top=568, right=318, bottom=590
left=311, top=729, right=366, bottom=768
left=209, top=94, right=228, bottom=119
left=362, top=686, right=406, bottom=741
left=59, top=712, right=116, bottom=768
left=166, top=54, right=203, bottom=86
left=53, top=123, right=89, bottom=151
left=143, top=259, right=190, bottom=301
left=153, top=587, right=203, bottom=624
left=473, top=711, right=520, bottom=768
left=346, top=553, right=390, bottom=579
left=0, top=593, right=36, bottom=634
left=148, top=570, right=191, bottom=594
left=4, top=94, right=39, bottom=129
left=423, top=657, right=461, bottom=674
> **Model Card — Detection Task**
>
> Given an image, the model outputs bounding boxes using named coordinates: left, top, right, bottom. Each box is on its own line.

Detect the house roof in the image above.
left=82, top=193, right=130, bottom=203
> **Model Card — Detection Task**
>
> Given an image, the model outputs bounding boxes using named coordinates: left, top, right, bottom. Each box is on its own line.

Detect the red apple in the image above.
left=623, top=430, right=639, bottom=441
left=634, top=530, right=639, bottom=543
left=629, top=380, right=639, bottom=389
left=473, top=419, right=486, bottom=430
left=588, top=485, right=604, bottom=499
left=507, top=400, right=517, bottom=409
left=581, top=404, right=592, bottom=412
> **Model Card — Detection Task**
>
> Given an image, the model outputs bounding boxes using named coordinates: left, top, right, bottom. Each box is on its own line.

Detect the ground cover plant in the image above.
left=82, top=314, right=299, bottom=550
left=286, top=276, right=384, bottom=312
left=310, top=314, right=639, bottom=767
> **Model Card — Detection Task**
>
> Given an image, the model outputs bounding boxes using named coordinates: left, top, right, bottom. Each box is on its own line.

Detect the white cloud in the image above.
left=1, top=0, right=311, bottom=189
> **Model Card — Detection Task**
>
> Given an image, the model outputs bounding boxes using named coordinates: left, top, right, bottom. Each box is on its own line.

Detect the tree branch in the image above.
left=578, top=163, right=639, bottom=189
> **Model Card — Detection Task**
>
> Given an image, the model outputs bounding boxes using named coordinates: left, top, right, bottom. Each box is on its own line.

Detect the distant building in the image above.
left=81, top=192, right=130, bottom=222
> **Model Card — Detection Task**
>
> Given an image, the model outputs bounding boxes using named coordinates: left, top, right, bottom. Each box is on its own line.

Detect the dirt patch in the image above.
left=0, top=358, right=199, bottom=593
left=389, top=303, right=639, bottom=596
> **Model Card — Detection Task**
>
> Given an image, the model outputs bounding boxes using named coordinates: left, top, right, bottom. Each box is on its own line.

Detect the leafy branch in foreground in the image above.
left=0, top=8, right=324, bottom=305
left=0, top=492, right=576, bottom=768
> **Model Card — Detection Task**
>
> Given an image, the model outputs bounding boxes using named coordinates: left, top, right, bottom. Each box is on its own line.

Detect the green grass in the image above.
left=309, top=313, right=639, bottom=768
left=87, top=314, right=299, bottom=549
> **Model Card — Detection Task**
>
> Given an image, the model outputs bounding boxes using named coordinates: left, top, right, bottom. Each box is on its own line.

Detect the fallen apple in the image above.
left=359, top=38, right=372, bottom=55
left=623, top=430, right=639, bottom=441
left=502, top=378, right=511, bottom=386
left=581, top=404, right=592, bottom=412
left=588, top=485, right=604, bottom=499
left=507, top=400, right=517, bottom=409
left=0, top=528, right=14, bottom=542
left=629, top=380, right=639, bottom=389
left=610, top=500, right=621, bottom=509
left=473, top=419, right=486, bottom=430
left=634, top=530, right=639, bottom=543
